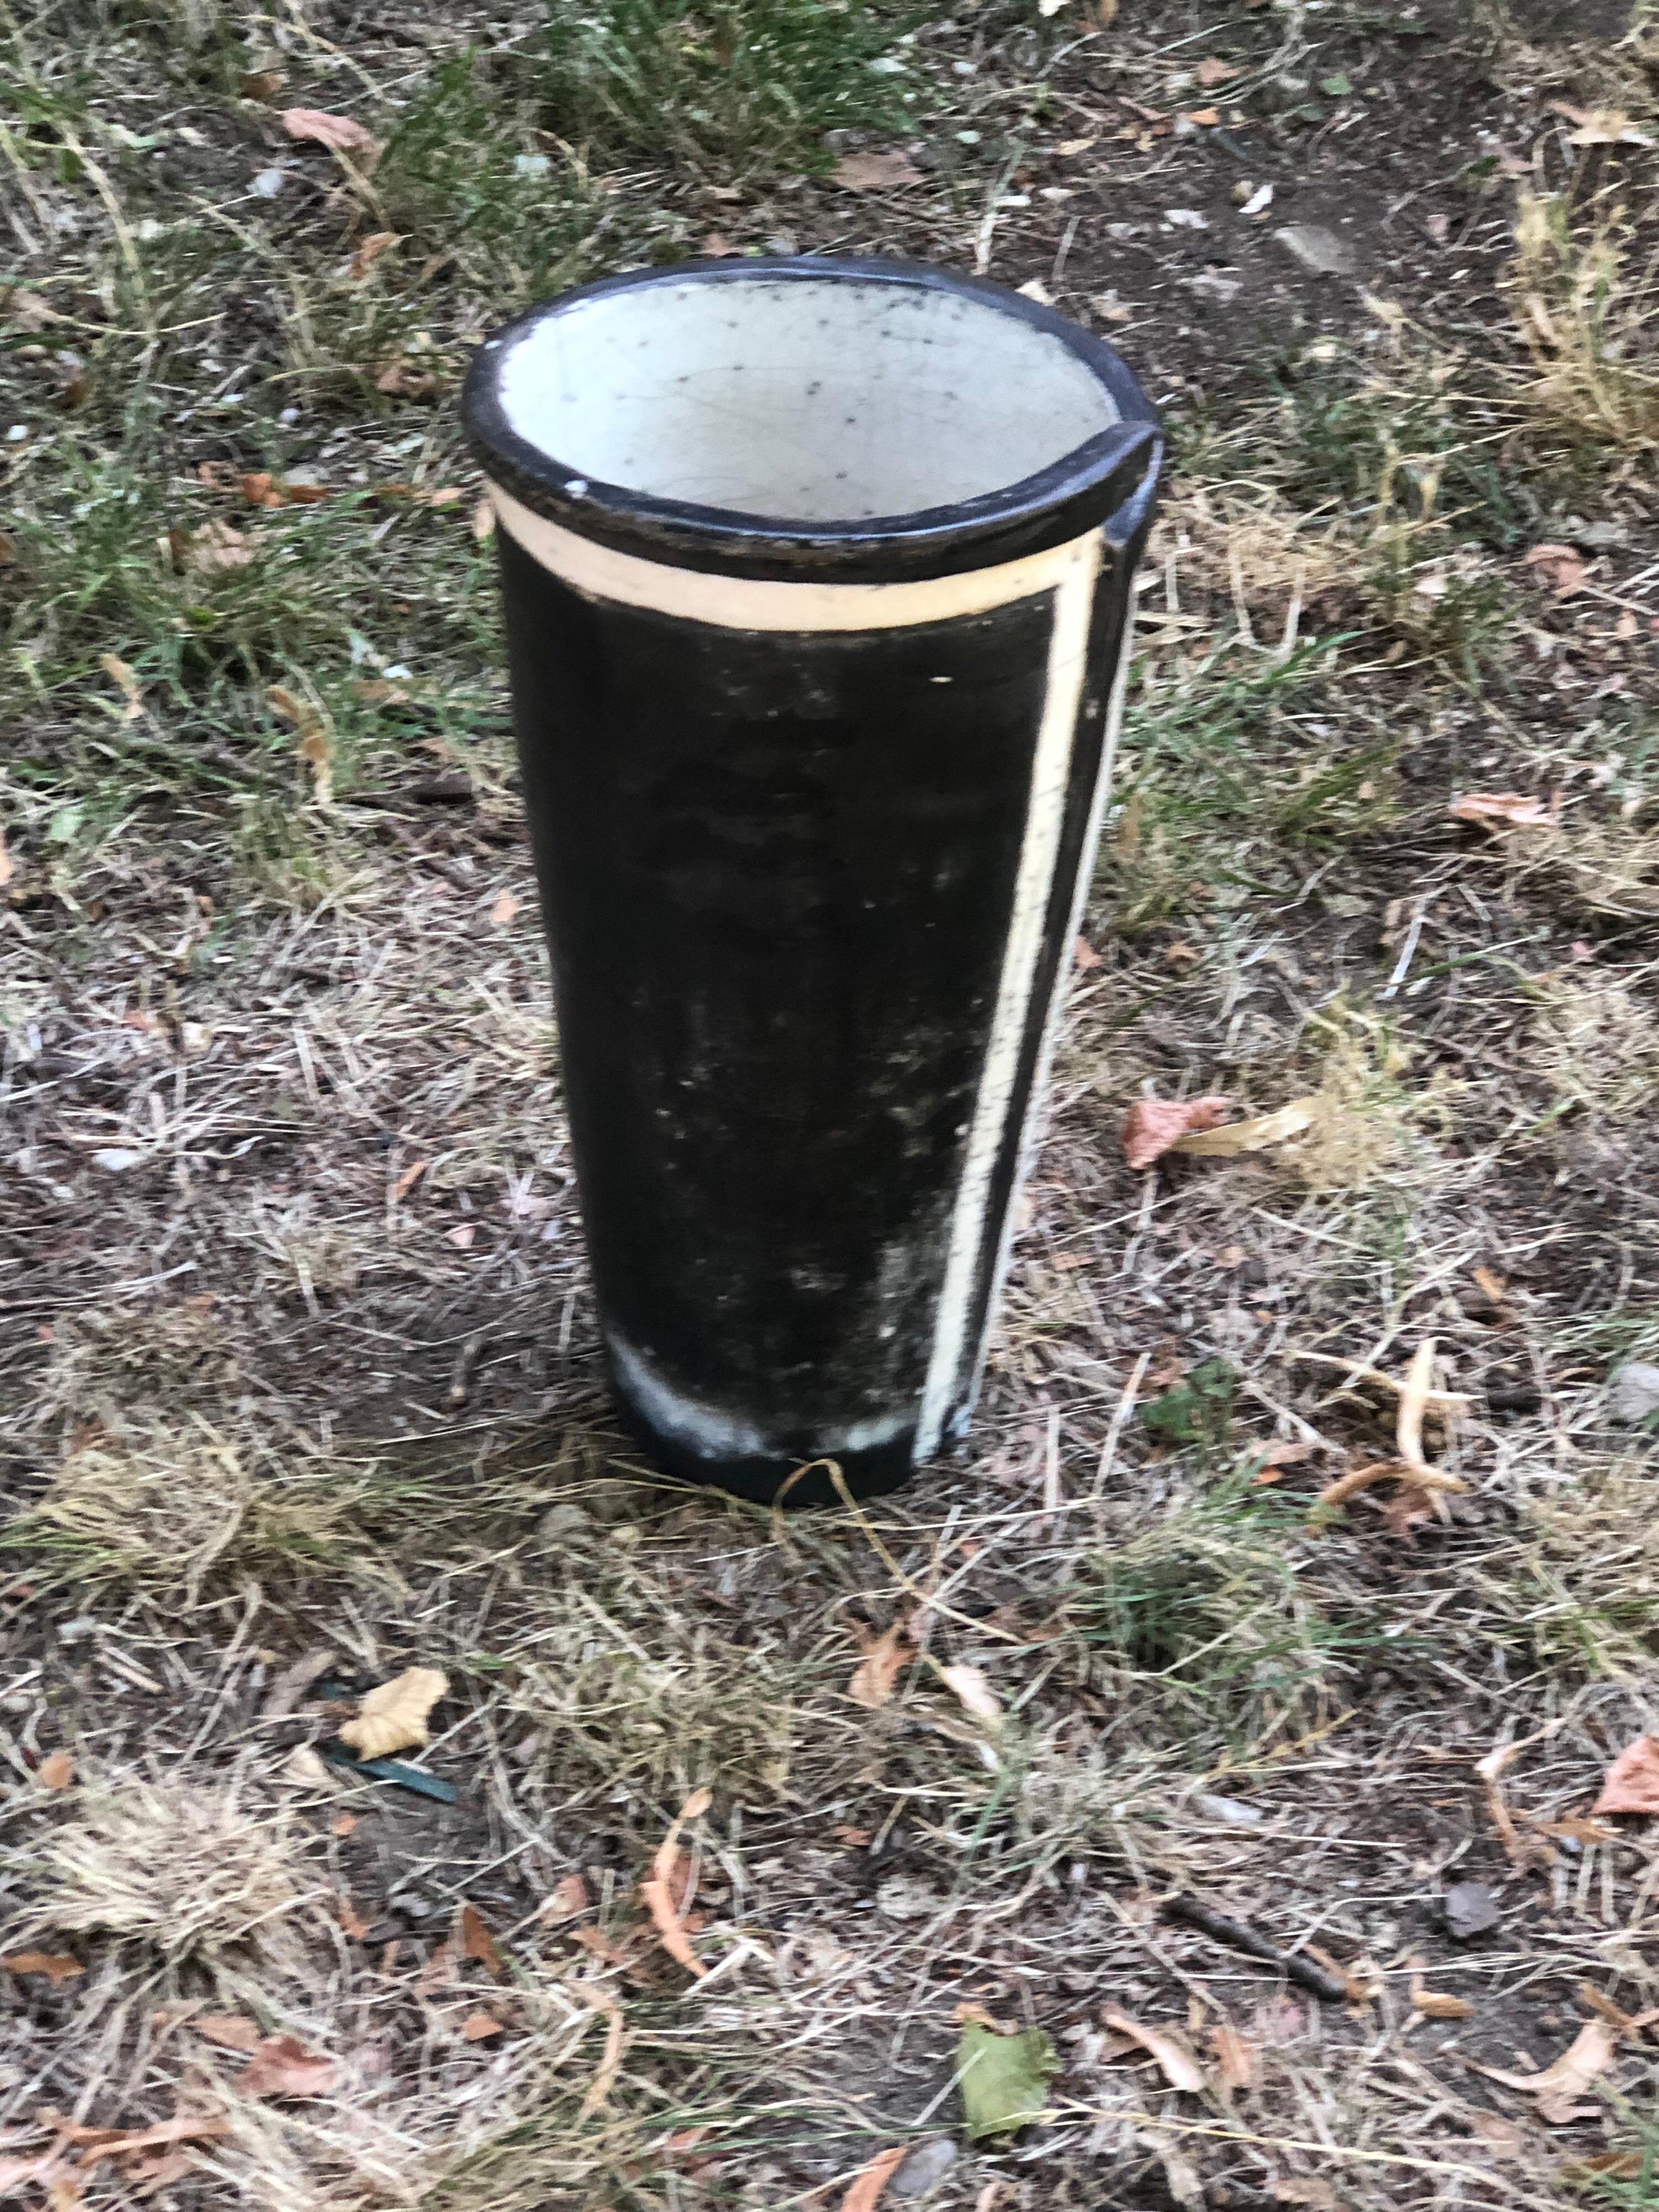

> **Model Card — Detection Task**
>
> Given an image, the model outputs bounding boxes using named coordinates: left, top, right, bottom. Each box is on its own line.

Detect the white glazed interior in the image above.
left=494, top=276, right=1121, bottom=523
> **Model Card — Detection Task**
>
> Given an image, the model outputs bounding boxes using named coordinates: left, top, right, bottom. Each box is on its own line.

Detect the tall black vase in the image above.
left=461, top=255, right=1161, bottom=1504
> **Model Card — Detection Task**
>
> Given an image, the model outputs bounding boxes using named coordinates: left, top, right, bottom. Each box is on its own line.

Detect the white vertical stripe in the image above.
left=914, top=533, right=1104, bottom=1462
left=954, top=596, right=1137, bottom=1433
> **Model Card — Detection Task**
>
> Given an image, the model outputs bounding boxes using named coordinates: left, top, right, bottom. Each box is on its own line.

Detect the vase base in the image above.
left=610, top=1395, right=919, bottom=1507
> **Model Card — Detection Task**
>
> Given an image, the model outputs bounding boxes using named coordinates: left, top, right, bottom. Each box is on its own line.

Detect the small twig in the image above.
left=827, top=1466, right=1026, bottom=1646
left=1093, top=1349, right=1150, bottom=1509
left=1285, top=1349, right=1470, bottom=1412
left=445, top=1331, right=484, bottom=1409
left=1379, top=899, right=1426, bottom=1000
left=1162, top=1893, right=1353, bottom=2005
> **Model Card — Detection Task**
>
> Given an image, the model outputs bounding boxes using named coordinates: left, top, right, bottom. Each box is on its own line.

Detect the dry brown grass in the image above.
left=1511, top=188, right=1659, bottom=453
left=12, top=1425, right=375, bottom=1601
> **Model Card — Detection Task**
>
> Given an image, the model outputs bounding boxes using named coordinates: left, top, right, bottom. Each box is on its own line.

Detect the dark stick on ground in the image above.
left=1162, top=1892, right=1353, bottom=2005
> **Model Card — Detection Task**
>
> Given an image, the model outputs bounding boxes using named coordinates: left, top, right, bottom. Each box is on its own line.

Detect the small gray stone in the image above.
left=535, top=1500, right=593, bottom=1544
left=1568, top=518, right=1628, bottom=550
left=889, top=2137, right=959, bottom=2200
left=1184, top=273, right=1241, bottom=307
left=1193, top=1791, right=1264, bottom=1825
left=1442, top=1881, right=1500, bottom=1940
left=252, top=166, right=288, bottom=197
left=1274, top=223, right=1358, bottom=276
left=1609, top=1363, right=1659, bottom=1428
left=874, top=1874, right=938, bottom=1922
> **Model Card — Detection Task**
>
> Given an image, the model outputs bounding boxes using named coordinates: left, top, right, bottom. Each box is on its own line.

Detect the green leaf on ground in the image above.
left=1141, top=1359, right=1235, bottom=1446
left=957, top=2023, right=1060, bottom=2141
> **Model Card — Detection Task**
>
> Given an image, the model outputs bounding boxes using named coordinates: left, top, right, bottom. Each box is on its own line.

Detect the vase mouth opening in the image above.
left=483, top=264, right=1124, bottom=530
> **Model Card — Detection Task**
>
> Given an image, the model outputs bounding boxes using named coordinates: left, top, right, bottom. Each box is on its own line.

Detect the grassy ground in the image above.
left=3, top=0, right=1658, bottom=2205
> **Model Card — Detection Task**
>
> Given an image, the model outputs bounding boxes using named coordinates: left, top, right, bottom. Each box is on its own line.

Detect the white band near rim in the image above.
left=488, top=481, right=1099, bottom=634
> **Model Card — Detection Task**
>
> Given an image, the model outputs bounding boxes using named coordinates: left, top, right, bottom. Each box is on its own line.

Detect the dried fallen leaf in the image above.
left=388, top=1160, right=427, bottom=1208
left=1415, top=1987, right=1476, bottom=2020
left=1172, top=1096, right=1318, bottom=1156
left=239, top=471, right=331, bottom=508
left=239, top=2032, right=338, bottom=2099
left=1594, top=1734, right=1659, bottom=1816
left=1180, top=106, right=1222, bottom=126
left=186, top=519, right=254, bottom=571
left=1471, top=1264, right=1506, bottom=1305
left=1209, top=2020, right=1258, bottom=2093
left=833, top=150, right=924, bottom=190
left=1467, top=2110, right=1528, bottom=2158
left=280, top=1744, right=335, bottom=1788
left=98, top=653, right=143, bottom=721
left=337, top=1665, right=448, bottom=1758
left=193, top=2012, right=264, bottom=2052
left=38, top=1749, right=74, bottom=1790
left=1073, top=934, right=1102, bottom=970
left=1395, top=1337, right=1435, bottom=1472
left=459, top=1902, right=502, bottom=1975
left=1558, top=105, right=1653, bottom=148
left=348, top=230, right=398, bottom=279
left=238, top=69, right=286, bottom=101
left=489, top=889, right=519, bottom=927
left=640, top=1783, right=713, bottom=1979
left=1565, top=2152, right=1646, bottom=2182
left=1525, top=540, right=1588, bottom=595
left=1479, top=2018, right=1618, bottom=2125
left=1578, top=1985, right=1659, bottom=2035
left=1380, top=1480, right=1439, bottom=1536
left=840, top=2144, right=907, bottom=2212
left=460, top=2010, right=504, bottom=2040
left=46, top=2110, right=229, bottom=2159
left=280, top=106, right=378, bottom=158
left=1448, top=791, right=1558, bottom=830
left=0, top=828, right=13, bottom=891
left=374, top=359, right=439, bottom=399
left=938, top=1663, right=1002, bottom=1730
left=849, top=1620, right=914, bottom=1709
left=1120, top=1094, right=1232, bottom=1170
left=571, top=1922, right=633, bottom=1968
left=1101, top=2006, right=1206, bottom=2094
left=1270, top=2183, right=1338, bottom=2210
left=1474, top=1741, right=1540, bottom=1869
left=268, top=684, right=335, bottom=806
left=336, top=1890, right=370, bottom=1939
left=1, top=1951, right=84, bottom=1984
left=1256, top=1438, right=1317, bottom=1472
left=472, top=496, right=496, bottom=542
left=1196, top=55, right=1241, bottom=85
left=1406, top=1959, right=1475, bottom=2020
